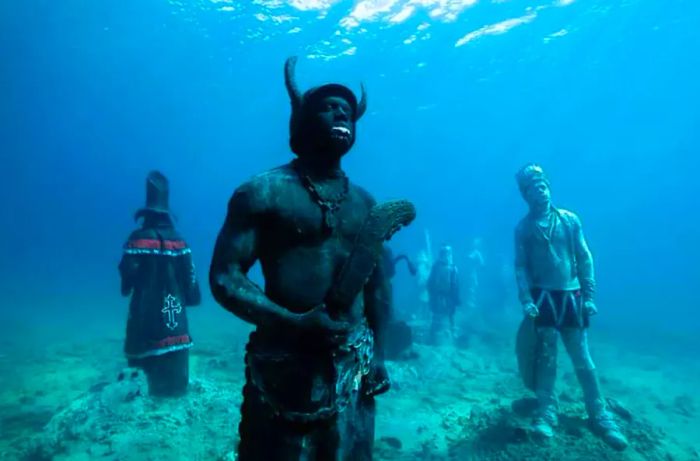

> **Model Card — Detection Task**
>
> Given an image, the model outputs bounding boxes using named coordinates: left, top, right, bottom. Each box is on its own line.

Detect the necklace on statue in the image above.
left=534, top=210, right=564, bottom=267
left=293, top=160, right=350, bottom=234
left=535, top=209, right=556, bottom=243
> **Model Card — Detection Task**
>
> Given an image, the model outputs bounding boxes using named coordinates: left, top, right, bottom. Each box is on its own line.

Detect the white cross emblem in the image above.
left=162, top=294, right=183, bottom=330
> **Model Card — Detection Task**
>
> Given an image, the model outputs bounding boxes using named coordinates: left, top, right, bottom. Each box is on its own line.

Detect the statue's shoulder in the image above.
left=232, top=163, right=297, bottom=208
left=127, top=227, right=156, bottom=241
left=159, top=227, right=185, bottom=242
left=349, top=182, right=377, bottom=207
left=123, top=227, right=173, bottom=251
left=555, top=208, right=581, bottom=227
left=242, top=163, right=296, bottom=191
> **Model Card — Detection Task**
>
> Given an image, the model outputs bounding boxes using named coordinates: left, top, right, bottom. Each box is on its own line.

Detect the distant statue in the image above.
left=383, top=246, right=417, bottom=279
left=381, top=246, right=416, bottom=359
left=118, top=171, right=201, bottom=397
left=415, top=229, right=434, bottom=312
left=465, top=237, right=485, bottom=312
left=514, top=164, right=627, bottom=450
left=427, top=244, right=460, bottom=345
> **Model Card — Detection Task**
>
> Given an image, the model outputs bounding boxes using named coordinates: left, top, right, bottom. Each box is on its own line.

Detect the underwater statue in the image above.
left=209, top=56, right=415, bottom=461
left=383, top=246, right=418, bottom=280
left=465, top=237, right=485, bottom=312
left=427, top=244, right=460, bottom=345
left=381, top=246, right=416, bottom=359
left=415, top=229, right=434, bottom=314
left=513, top=164, right=628, bottom=450
left=118, top=171, right=201, bottom=397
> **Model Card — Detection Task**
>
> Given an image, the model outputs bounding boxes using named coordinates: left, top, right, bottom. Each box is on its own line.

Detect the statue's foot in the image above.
left=591, top=415, right=629, bottom=451
left=531, top=417, right=555, bottom=438
left=602, top=429, right=629, bottom=451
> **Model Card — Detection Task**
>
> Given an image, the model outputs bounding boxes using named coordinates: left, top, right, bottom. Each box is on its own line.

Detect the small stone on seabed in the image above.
left=379, top=436, right=402, bottom=449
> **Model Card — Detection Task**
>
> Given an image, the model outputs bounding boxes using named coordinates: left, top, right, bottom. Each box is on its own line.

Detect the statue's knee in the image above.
left=537, top=327, right=558, bottom=341
left=537, top=329, right=558, bottom=352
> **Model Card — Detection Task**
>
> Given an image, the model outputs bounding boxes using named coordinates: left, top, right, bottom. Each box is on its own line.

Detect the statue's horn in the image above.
left=284, top=56, right=302, bottom=109
left=355, top=83, right=367, bottom=120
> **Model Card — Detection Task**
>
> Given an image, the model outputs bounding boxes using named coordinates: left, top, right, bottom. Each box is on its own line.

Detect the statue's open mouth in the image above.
left=331, top=126, right=351, bottom=141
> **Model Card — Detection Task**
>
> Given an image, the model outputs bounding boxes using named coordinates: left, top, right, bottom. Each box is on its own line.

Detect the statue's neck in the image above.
left=143, top=218, right=173, bottom=229
left=529, top=203, right=553, bottom=220
left=294, top=156, right=343, bottom=179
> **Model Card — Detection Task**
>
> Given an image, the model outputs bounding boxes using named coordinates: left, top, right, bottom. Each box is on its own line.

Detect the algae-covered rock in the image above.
left=21, top=369, right=239, bottom=461
left=672, top=393, right=696, bottom=418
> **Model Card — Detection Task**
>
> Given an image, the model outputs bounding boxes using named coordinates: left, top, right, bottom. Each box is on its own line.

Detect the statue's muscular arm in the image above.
left=354, top=188, right=391, bottom=356
left=364, top=252, right=391, bottom=359
left=209, top=185, right=294, bottom=327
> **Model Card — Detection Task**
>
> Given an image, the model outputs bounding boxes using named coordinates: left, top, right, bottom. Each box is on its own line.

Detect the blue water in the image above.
left=1, top=0, right=699, bottom=341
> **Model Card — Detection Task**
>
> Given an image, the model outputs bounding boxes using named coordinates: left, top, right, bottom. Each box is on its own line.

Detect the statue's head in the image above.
left=516, top=163, right=551, bottom=210
left=438, top=244, right=454, bottom=265
left=284, top=57, right=367, bottom=164
left=135, top=170, right=174, bottom=228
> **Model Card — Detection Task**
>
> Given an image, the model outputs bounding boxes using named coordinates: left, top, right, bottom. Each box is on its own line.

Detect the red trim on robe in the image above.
left=127, top=239, right=187, bottom=250
left=153, top=335, right=192, bottom=349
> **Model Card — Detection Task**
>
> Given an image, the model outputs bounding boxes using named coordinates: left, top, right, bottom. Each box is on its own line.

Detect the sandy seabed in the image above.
left=1, top=309, right=699, bottom=461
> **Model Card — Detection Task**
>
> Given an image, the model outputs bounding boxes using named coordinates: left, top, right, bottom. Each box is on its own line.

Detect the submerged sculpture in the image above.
left=209, top=56, right=415, bottom=460
left=513, top=163, right=627, bottom=450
